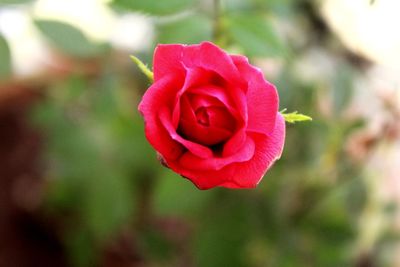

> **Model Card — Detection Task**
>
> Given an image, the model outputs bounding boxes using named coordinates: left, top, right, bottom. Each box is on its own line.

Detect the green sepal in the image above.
left=130, top=55, right=154, bottom=82
left=280, top=109, right=312, bottom=123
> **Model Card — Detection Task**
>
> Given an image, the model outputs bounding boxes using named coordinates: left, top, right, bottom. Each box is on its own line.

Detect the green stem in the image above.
left=212, top=0, right=225, bottom=47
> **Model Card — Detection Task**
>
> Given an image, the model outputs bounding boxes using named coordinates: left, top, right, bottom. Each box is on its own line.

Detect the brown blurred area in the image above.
left=0, top=84, right=144, bottom=267
left=0, top=83, right=66, bottom=267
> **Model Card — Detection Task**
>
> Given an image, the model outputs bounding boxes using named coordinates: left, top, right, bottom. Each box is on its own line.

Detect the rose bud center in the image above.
left=178, top=88, right=237, bottom=147
left=195, top=107, right=209, bottom=126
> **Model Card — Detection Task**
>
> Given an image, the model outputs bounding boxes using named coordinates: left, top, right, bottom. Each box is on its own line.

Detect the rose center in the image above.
left=177, top=90, right=237, bottom=147
left=195, top=107, right=210, bottom=126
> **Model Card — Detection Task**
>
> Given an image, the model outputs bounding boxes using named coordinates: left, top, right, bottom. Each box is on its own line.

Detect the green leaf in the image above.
left=153, top=171, right=214, bottom=217
left=0, top=34, right=12, bottom=79
left=110, top=0, right=195, bottom=15
left=34, top=19, right=109, bottom=58
left=83, top=172, right=133, bottom=241
left=194, top=196, right=252, bottom=267
left=224, top=0, right=294, bottom=17
left=130, top=55, right=154, bottom=82
left=227, top=14, right=287, bottom=58
left=280, top=109, right=312, bottom=123
left=0, top=0, right=32, bottom=4
left=332, top=63, right=354, bottom=115
left=156, top=15, right=212, bottom=44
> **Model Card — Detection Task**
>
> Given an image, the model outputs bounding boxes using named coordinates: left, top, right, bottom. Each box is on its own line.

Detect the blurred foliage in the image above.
left=0, top=33, right=11, bottom=79
left=34, top=19, right=110, bottom=58
left=1, top=0, right=398, bottom=266
left=32, top=74, right=140, bottom=265
left=111, top=0, right=196, bottom=15
left=156, top=15, right=213, bottom=45
left=0, top=0, right=32, bottom=4
left=227, top=14, right=287, bottom=57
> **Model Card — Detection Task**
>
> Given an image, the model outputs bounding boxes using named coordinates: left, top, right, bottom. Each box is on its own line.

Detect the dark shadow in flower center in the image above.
left=210, top=142, right=224, bottom=157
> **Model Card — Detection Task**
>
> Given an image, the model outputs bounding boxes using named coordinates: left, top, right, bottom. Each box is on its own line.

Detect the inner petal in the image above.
left=195, top=107, right=210, bottom=126
left=206, top=106, right=235, bottom=131
left=178, top=94, right=236, bottom=146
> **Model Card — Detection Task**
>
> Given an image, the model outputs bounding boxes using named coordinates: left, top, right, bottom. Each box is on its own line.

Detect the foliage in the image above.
left=227, top=14, right=287, bottom=57
left=0, top=33, right=11, bottom=79
left=34, top=19, right=109, bottom=58
left=111, top=0, right=196, bottom=15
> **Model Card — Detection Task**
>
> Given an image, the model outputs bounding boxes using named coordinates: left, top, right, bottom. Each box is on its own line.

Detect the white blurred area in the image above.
left=321, top=0, right=400, bottom=144
left=1, top=0, right=399, bottom=78
left=321, top=1, right=400, bottom=262
left=321, top=0, right=400, bottom=71
left=0, top=0, right=153, bottom=77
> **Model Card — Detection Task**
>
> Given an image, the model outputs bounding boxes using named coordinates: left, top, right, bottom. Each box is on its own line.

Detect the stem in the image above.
left=212, top=0, right=225, bottom=47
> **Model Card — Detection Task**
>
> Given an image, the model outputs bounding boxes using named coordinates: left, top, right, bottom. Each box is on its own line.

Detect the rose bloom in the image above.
left=138, top=42, right=285, bottom=189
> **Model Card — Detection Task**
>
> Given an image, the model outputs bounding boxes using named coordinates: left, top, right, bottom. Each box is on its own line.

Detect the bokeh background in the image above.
left=1, top=0, right=400, bottom=266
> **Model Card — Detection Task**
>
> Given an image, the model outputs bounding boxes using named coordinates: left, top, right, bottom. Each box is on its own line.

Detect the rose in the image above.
left=138, top=41, right=285, bottom=189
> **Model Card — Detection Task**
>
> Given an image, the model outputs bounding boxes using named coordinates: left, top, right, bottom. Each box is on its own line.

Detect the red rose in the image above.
left=138, top=41, right=285, bottom=189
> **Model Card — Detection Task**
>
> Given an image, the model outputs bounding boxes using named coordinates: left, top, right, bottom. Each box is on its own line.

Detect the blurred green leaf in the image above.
left=139, top=228, right=174, bottom=261
left=34, top=19, right=109, bottom=58
left=195, top=195, right=252, bottom=267
left=0, top=34, right=12, bottom=79
left=0, top=0, right=32, bottom=4
left=156, top=15, right=212, bottom=44
left=83, top=172, right=133, bottom=240
left=65, top=228, right=96, bottom=267
left=227, top=14, right=286, bottom=57
left=223, top=0, right=294, bottom=17
left=332, top=63, right=354, bottom=115
left=110, top=0, right=195, bottom=15
left=252, top=0, right=294, bottom=16
left=33, top=75, right=136, bottom=243
left=154, top=171, right=214, bottom=216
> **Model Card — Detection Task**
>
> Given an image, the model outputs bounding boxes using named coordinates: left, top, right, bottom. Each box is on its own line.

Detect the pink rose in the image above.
left=138, top=41, right=285, bottom=189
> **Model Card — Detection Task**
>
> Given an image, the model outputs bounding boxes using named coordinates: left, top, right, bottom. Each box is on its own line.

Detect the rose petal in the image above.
left=172, top=67, right=218, bottom=128
left=222, top=127, right=247, bottom=156
left=206, top=106, right=235, bottom=130
left=188, top=85, right=238, bottom=117
left=226, top=113, right=285, bottom=188
left=231, top=55, right=279, bottom=135
left=153, top=44, right=186, bottom=82
left=178, top=95, right=233, bottom=146
left=188, top=93, right=224, bottom=109
left=179, top=118, right=233, bottom=146
left=182, top=42, right=245, bottom=88
left=178, top=136, right=255, bottom=171
left=169, top=113, right=285, bottom=189
left=138, top=75, right=185, bottom=160
left=159, top=106, right=213, bottom=159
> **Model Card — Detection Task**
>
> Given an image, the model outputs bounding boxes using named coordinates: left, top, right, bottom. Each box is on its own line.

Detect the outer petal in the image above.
left=138, top=75, right=184, bottom=160
left=231, top=55, right=278, bottom=135
left=182, top=42, right=245, bottom=88
left=178, top=136, right=255, bottom=171
left=168, top=113, right=285, bottom=189
left=153, top=44, right=186, bottom=82
left=227, top=113, right=285, bottom=188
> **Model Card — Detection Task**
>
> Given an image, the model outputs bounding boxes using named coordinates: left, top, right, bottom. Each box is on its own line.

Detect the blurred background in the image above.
left=1, top=0, right=400, bottom=266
